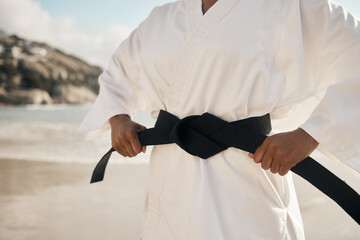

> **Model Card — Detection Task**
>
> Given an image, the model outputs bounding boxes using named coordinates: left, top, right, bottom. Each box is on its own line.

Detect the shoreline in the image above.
left=0, top=158, right=359, bottom=240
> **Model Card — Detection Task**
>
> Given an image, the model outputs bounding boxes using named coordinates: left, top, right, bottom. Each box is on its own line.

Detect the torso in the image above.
left=202, top=0, right=218, bottom=14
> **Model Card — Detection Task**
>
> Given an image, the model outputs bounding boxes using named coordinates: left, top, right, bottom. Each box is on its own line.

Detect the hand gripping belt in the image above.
left=90, top=110, right=360, bottom=224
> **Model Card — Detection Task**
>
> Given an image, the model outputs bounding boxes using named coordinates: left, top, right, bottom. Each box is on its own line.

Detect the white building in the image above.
left=11, top=46, right=22, bottom=59
left=30, top=47, right=47, bottom=58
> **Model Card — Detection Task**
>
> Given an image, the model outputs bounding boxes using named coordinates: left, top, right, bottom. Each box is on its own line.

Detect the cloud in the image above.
left=0, top=0, right=132, bottom=68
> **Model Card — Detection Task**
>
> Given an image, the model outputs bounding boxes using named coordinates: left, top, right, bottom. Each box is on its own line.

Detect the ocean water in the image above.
left=0, top=104, right=155, bottom=164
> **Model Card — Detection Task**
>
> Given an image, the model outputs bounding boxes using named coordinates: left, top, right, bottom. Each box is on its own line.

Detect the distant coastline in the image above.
left=0, top=30, right=102, bottom=105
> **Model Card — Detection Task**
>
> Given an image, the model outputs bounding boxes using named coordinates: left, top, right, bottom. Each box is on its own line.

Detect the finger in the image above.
left=254, top=138, right=270, bottom=163
left=112, top=143, right=128, bottom=157
left=136, top=125, right=146, bottom=153
left=124, top=140, right=137, bottom=157
left=278, top=166, right=290, bottom=176
left=260, top=151, right=272, bottom=170
left=248, top=153, right=254, bottom=159
left=128, top=132, right=143, bottom=154
left=136, top=124, right=147, bottom=132
left=270, top=161, right=280, bottom=174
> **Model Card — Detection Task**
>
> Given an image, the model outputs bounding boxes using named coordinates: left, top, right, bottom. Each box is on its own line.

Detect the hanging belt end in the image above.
left=90, top=147, right=115, bottom=184
left=90, top=174, right=103, bottom=184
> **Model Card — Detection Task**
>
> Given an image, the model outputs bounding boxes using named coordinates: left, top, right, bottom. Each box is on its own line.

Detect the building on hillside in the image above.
left=11, top=46, right=22, bottom=59
left=30, top=47, right=47, bottom=58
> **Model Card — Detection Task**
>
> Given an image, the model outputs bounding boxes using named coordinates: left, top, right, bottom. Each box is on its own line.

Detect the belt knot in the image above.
left=163, top=111, right=228, bottom=159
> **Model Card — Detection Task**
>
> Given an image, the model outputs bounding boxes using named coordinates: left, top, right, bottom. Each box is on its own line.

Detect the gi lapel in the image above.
left=166, top=0, right=240, bottom=116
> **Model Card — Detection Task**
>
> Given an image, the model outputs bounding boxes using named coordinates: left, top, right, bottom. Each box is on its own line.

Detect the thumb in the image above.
left=136, top=124, right=147, bottom=132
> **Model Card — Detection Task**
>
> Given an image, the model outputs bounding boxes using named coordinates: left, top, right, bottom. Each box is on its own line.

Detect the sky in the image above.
left=34, top=0, right=172, bottom=30
left=0, top=0, right=359, bottom=69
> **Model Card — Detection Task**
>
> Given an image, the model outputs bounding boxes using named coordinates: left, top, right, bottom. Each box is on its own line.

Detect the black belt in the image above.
left=90, top=110, right=360, bottom=224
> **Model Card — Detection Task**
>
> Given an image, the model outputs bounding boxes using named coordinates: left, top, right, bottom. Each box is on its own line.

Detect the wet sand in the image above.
left=0, top=158, right=359, bottom=240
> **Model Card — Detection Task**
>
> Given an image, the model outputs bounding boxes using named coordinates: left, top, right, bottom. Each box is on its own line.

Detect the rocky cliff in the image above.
left=0, top=31, right=102, bottom=105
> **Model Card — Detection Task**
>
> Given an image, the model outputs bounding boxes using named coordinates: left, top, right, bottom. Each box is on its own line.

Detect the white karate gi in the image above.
left=79, top=0, right=360, bottom=239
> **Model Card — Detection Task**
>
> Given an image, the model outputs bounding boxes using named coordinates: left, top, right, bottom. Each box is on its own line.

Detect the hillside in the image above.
left=0, top=31, right=102, bottom=105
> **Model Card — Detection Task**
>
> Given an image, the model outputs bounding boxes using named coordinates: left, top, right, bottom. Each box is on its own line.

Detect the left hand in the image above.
left=248, top=128, right=319, bottom=176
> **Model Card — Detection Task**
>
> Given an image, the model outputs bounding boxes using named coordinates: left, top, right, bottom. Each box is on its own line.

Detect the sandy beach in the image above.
left=0, top=158, right=359, bottom=240
left=0, top=159, right=148, bottom=240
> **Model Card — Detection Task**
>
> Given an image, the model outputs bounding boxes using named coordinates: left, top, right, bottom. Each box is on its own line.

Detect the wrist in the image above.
left=109, top=114, right=130, bottom=126
left=297, top=128, right=319, bottom=148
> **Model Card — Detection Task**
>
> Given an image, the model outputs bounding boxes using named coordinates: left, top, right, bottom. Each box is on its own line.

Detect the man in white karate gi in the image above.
left=79, top=0, right=360, bottom=239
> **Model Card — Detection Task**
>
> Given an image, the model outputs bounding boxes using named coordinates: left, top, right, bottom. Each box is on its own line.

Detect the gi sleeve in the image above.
left=77, top=22, right=147, bottom=138
left=299, top=0, right=360, bottom=172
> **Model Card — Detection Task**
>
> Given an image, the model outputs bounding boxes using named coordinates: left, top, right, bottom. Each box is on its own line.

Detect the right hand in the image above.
left=109, top=114, right=146, bottom=157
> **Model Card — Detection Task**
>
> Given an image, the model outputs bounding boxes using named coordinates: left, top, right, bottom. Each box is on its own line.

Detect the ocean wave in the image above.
left=0, top=105, right=154, bottom=165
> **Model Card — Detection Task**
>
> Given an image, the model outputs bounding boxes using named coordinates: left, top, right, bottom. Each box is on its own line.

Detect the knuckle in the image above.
left=118, top=134, right=125, bottom=141
left=112, top=142, right=121, bottom=150
left=117, top=139, right=124, bottom=145
left=127, top=149, right=135, bottom=157
left=283, top=161, right=292, bottom=169
left=261, top=162, right=268, bottom=170
left=260, top=163, right=265, bottom=169
left=267, top=138, right=275, bottom=147
left=135, top=146, right=141, bottom=154
left=277, top=150, right=285, bottom=158
left=269, top=142, right=278, bottom=150
left=278, top=156, right=287, bottom=165
left=279, top=169, right=288, bottom=176
left=116, top=148, right=126, bottom=157
left=121, top=153, right=127, bottom=157
left=125, top=130, right=135, bottom=137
